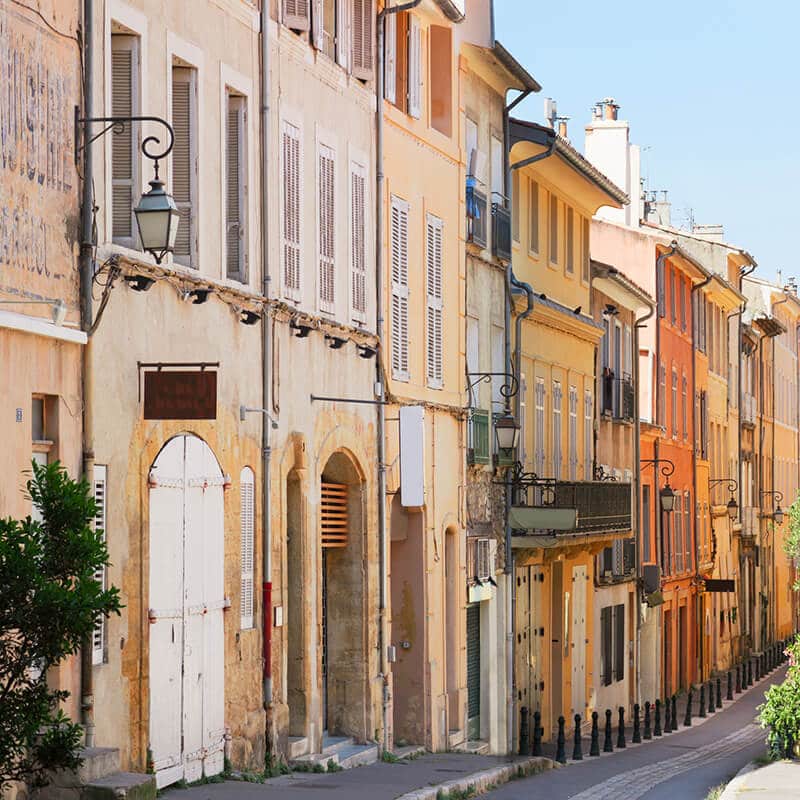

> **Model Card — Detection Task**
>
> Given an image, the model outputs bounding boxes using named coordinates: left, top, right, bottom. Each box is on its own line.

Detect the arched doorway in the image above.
left=148, top=435, right=226, bottom=788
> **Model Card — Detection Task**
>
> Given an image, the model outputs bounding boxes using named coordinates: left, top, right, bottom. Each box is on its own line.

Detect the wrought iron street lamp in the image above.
left=761, top=490, right=785, bottom=525
left=709, top=478, right=739, bottom=521
left=640, top=458, right=676, bottom=514
left=494, top=411, right=520, bottom=456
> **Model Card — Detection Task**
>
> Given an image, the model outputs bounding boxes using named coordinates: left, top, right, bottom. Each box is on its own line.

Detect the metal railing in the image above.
left=601, top=371, right=634, bottom=421
left=491, top=197, right=511, bottom=262
left=466, top=181, right=487, bottom=248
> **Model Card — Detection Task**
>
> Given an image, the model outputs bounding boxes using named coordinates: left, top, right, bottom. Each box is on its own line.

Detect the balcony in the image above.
left=601, top=371, right=634, bottom=422
left=491, top=198, right=511, bottom=262
left=466, top=181, right=487, bottom=249
left=598, top=538, right=636, bottom=584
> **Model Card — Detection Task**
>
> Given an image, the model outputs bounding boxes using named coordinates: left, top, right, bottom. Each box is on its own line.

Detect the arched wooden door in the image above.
left=148, top=435, right=225, bottom=788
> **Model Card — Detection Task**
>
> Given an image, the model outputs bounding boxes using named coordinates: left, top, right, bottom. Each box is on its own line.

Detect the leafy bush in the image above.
left=758, top=633, right=800, bottom=758
left=0, top=461, right=122, bottom=789
left=785, top=499, right=800, bottom=591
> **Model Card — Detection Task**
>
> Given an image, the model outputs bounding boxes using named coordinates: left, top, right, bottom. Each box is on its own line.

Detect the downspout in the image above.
left=756, top=330, right=766, bottom=651
left=376, top=0, right=421, bottom=753
left=259, top=0, right=274, bottom=748
left=79, top=0, right=96, bottom=748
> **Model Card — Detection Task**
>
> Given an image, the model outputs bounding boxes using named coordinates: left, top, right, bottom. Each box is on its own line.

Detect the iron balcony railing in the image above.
left=491, top=194, right=511, bottom=262
left=466, top=180, right=488, bottom=248
left=601, top=370, right=634, bottom=421
left=550, top=480, right=632, bottom=533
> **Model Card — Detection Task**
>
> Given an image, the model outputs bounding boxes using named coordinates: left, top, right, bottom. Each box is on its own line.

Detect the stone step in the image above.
left=287, top=736, right=309, bottom=760
left=290, top=738, right=378, bottom=771
left=453, top=739, right=489, bottom=755
left=82, top=772, right=156, bottom=800
left=32, top=748, right=121, bottom=799
left=448, top=729, right=465, bottom=749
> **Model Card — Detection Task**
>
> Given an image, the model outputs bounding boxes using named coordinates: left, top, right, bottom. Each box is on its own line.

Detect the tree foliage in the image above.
left=786, top=498, right=800, bottom=591
left=758, top=635, right=800, bottom=759
left=0, top=461, right=122, bottom=789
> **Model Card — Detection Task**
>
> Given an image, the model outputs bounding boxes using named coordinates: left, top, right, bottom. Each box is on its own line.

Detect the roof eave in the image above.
left=492, top=41, right=541, bottom=93
left=433, top=0, right=465, bottom=22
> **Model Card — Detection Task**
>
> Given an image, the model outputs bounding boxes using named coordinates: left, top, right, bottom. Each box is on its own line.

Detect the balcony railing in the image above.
left=601, top=371, right=634, bottom=422
left=466, top=181, right=487, bottom=248
left=491, top=198, right=511, bottom=262
left=467, top=536, right=497, bottom=582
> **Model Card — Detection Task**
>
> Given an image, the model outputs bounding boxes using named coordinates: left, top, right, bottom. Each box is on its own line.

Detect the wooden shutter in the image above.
left=312, top=0, right=324, bottom=50
left=351, top=0, right=374, bottom=80
left=92, top=465, right=107, bottom=666
left=172, top=68, right=194, bottom=266
left=549, top=194, right=558, bottom=263
left=317, top=143, right=336, bottom=313
left=425, top=214, right=443, bottom=389
left=552, top=381, right=562, bottom=479
left=384, top=11, right=396, bottom=102
left=535, top=378, right=545, bottom=475
left=581, top=217, right=590, bottom=282
left=568, top=386, right=578, bottom=480
left=684, top=494, right=692, bottom=572
left=583, top=389, right=592, bottom=479
left=226, top=95, right=246, bottom=281
left=674, top=493, right=683, bottom=572
left=282, top=121, right=302, bottom=300
left=350, top=163, right=366, bottom=321
left=283, top=0, right=311, bottom=30
left=390, top=196, right=409, bottom=380
left=601, top=606, right=612, bottom=686
left=407, top=14, right=421, bottom=118
left=111, top=37, right=136, bottom=244
left=566, top=207, right=574, bottom=273
left=321, top=482, right=348, bottom=548
left=336, top=0, right=350, bottom=68
left=613, top=603, right=625, bottom=682
left=240, top=468, right=255, bottom=629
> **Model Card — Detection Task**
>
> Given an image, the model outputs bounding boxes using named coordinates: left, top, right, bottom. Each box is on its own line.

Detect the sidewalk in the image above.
left=720, top=759, right=800, bottom=798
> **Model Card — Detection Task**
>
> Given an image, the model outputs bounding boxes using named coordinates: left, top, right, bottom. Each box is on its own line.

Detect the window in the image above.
left=682, top=375, right=688, bottom=439
left=568, top=386, right=578, bottom=480
left=282, top=120, right=301, bottom=300
left=613, top=603, right=625, bottom=682
left=384, top=11, right=407, bottom=109
left=283, top=0, right=311, bottom=30
left=581, top=217, right=590, bottom=283
left=669, top=268, right=676, bottom=325
left=226, top=93, right=247, bottom=282
left=601, top=604, right=626, bottom=686
left=172, top=67, right=197, bottom=268
left=429, top=26, right=452, bottom=136
left=684, top=496, right=692, bottom=572
left=658, top=362, right=666, bottom=427
left=240, top=467, right=255, bottom=629
left=552, top=380, right=562, bottom=479
left=425, top=214, right=444, bottom=388
left=318, top=142, right=335, bottom=313
left=111, top=35, right=139, bottom=247
left=671, top=369, right=678, bottom=437
left=350, top=162, right=367, bottom=322
left=313, top=0, right=337, bottom=60
left=584, top=389, right=592, bottom=479
left=511, top=170, right=520, bottom=242
left=491, top=135, right=504, bottom=200
left=675, top=492, right=683, bottom=573
left=351, top=0, right=374, bottom=80
left=535, top=378, right=546, bottom=476
left=31, top=396, right=56, bottom=520
left=657, top=259, right=665, bottom=317
left=407, top=15, right=421, bottom=118
left=642, top=484, right=651, bottom=563
left=549, top=193, right=558, bottom=263
left=680, top=277, right=686, bottom=332
left=390, top=196, right=409, bottom=380
left=93, top=465, right=108, bottom=664
left=565, top=207, right=574, bottom=273
left=528, top=179, right=539, bottom=253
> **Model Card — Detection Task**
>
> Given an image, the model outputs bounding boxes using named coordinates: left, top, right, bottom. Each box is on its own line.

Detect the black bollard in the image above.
left=747, top=658, right=753, bottom=686
left=727, top=670, right=734, bottom=701
left=644, top=701, right=652, bottom=740
left=707, top=681, right=715, bottom=713
left=632, top=703, right=641, bottom=743
left=664, top=697, right=671, bottom=733
left=671, top=695, right=678, bottom=729
left=532, top=710, right=543, bottom=757
left=699, top=684, right=706, bottom=718
left=603, top=709, right=614, bottom=752
left=519, top=706, right=530, bottom=755
left=683, top=689, right=693, bottom=727
left=556, top=716, right=566, bottom=764
left=654, top=699, right=662, bottom=736
left=617, top=707, right=626, bottom=749
left=572, top=714, right=583, bottom=761
left=735, top=664, right=742, bottom=693
left=716, top=677, right=722, bottom=709
left=590, top=711, right=600, bottom=756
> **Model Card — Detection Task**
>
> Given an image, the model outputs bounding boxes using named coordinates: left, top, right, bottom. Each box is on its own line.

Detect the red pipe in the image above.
left=263, top=581, right=272, bottom=679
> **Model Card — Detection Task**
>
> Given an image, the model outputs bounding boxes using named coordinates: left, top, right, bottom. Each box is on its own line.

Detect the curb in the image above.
left=717, top=760, right=760, bottom=799
left=395, top=756, right=554, bottom=800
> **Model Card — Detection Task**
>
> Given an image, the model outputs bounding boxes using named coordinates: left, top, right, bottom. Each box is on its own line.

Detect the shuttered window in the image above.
left=390, top=196, right=409, bottom=380
left=240, top=467, right=255, bottom=629
left=282, top=121, right=302, bottom=300
left=534, top=378, right=545, bottom=475
left=549, top=193, right=558, bottom=263
left=565, top=207, right=574, bottom=273
left=313, top=0, right=337, bottom=59
left=321, top=482, right=348, bottom=548
left=568, top=386, right=578, bottom=479
left=407, top=15, right=421, bottom=118
left=684, top=494, right=692, bottom=573
left=283, top=0, right=310, bottom=30
left=350, top=162, right=367, bottom=322
left=613, top=603, right=625, bottom=682
left=318, top=143, right=335, bottom=313
left=600, top=606, right=612, bottom=686
left=92, top=465, right=108, bottom=666
left=581, top=217, right=590, bottom=282
left=642, top=485, right=652, bottom=562
left=425, top=214, right=443, bottom=389
left=384, top=11, right=396, bottom=102
left=552, top=380, right=562, bottom=479
left=671, top=369, right=678, bottom=437
left=172, top=67, right=196, bottom=267
left=351, top=0, right=374, bottom=80
left=111, top=36, right=138, bottom=246
left=674, top=492, right=683, bottom=573
left=226, top=94, right=247, bottom=282
left=583, top=389, right=592, bottom=479
left=528, top=179, right=539, bottom=253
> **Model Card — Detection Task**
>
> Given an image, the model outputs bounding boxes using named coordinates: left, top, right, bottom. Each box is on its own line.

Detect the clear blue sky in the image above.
left=494, top=0, right=797, bottom=283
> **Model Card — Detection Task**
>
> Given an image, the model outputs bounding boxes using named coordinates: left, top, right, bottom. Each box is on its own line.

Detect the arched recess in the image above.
left=148, top=434, right=225, bottom=788
left=320, top=450, right=367, bottom=740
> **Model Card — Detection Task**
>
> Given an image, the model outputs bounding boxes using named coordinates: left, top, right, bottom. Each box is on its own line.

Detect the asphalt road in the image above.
left=484, top=667, right=785, bottom=800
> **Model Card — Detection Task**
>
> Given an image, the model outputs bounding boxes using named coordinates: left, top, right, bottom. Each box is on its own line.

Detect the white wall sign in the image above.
left=399, top=405, right=425, bottom=507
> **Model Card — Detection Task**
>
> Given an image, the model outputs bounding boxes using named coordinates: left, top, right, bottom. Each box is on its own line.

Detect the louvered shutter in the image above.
left=92, top=465, right=107, bottom=666
left=318, top=143, right=335, bottom=313
left=351, top=0, right=374, bottom=80
left=336, top=0, right=350, bottom=68
left=111, top=38, right=136, bottom=244
left=426, top=214, right=443, bottom=389
left=282, top=121, right=302, bottom=300
left=613, top=604, right=625, bottom=682
left=350, top=163, right=366, bottom=322
left=226, top=96, right=246, bottom=281
left=321, top=482, right=348, bottom=548
left=384, top=12, right=396, bottom=102
left=584, top=389, right=592, bottom=479
left=283, top=0, right=310, bottom=30
left=535, top=378, right=545, bottom=475
left=390, top=196, right=409, bottom=380
left=601, top=606, right=612, bottom=686
left=312, top=0, right=324, bottom=50
left=552, top=381, right=562, bottom=479
left=240, top=468, right=255, bottom=629
left=172, top=69, right=194, bottom=266
left=568, top=386, right=578, bottom=480
left=407, top=15, right=421, bottom=118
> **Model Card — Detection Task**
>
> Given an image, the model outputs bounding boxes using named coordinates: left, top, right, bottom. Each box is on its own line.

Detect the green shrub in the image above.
left=758, top=634, right=800, bottom=758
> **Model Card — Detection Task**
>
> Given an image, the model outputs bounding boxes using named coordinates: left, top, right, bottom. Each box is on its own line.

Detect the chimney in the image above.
left=544, top=97, right=558, bottom=129
left=603, top=97, right=619, bottom=120
left=691, top=224, right=725, bottom=242
left=557, top=117, right=569, bottom=139
left=644, top=190, right=671, bottom=227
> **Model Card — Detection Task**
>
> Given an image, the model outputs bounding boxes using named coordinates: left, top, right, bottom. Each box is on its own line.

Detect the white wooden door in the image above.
left=149, top=435, right=225, bottom=789
left=570, top=565, right=587, bottom=718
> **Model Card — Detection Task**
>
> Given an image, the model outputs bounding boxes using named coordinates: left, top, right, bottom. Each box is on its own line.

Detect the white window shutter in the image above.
left=553, top=381, right=562, bottom=479
left=408, top=15, right=421, bottom=118
left=172, top=69, right=194, bottom=267
left=426, top=214, right=443, bottom=389
left=569, top=386, right=578, bottom=480
left=390, top=196, right=409, bottom=380
left=111, top=37, right=137, bottom=245
left=240, top=468, right=255, bottom=630
left=384, top=12, right=396, bottom=103
left=283, top=0, right=310, bottom=30
left=282, top=121, right=302, bottom=301
left=350, top=163, right=367, bottom=322
left=226, top=96, right=247, bottom=281
left=584, top=389, right=593, bottom=479
left=535, top=378, right=545, bottom=475
left=337, top=0, right=350, bottom=69
left=92, top=465, right=107, bottom=666
left=351, top=0, right=374, bottom=80
left=312, top=0, right=324, bottom=49
left=318, top=143, right=335, bottom=314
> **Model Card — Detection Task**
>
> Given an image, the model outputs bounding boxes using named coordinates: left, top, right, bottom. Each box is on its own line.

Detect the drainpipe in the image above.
left=79, top=0, right=96, bottom=748
left=259, top=0, right=274, bottom=751
left=376, top=0, right=421, bottom=754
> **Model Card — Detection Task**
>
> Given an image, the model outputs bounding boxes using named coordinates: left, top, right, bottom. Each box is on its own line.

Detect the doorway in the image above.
left=550, top=562, right=564, bottom=731
left=570, top=565, right=587, bottom=718
left=466, top=604, right=481, bottom=740
left=148, top=435, right=225, bottom=789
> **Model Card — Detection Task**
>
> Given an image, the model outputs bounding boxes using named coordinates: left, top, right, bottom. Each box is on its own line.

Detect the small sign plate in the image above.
left=704, top=578, right=735, bottom=593
left=143, top=370, right=217, bottom=420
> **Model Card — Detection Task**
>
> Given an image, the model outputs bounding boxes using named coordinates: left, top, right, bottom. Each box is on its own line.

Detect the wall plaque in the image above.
left=704, top=579, right=735, bottom=593
left=143, top=370, right=217, bottom=420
